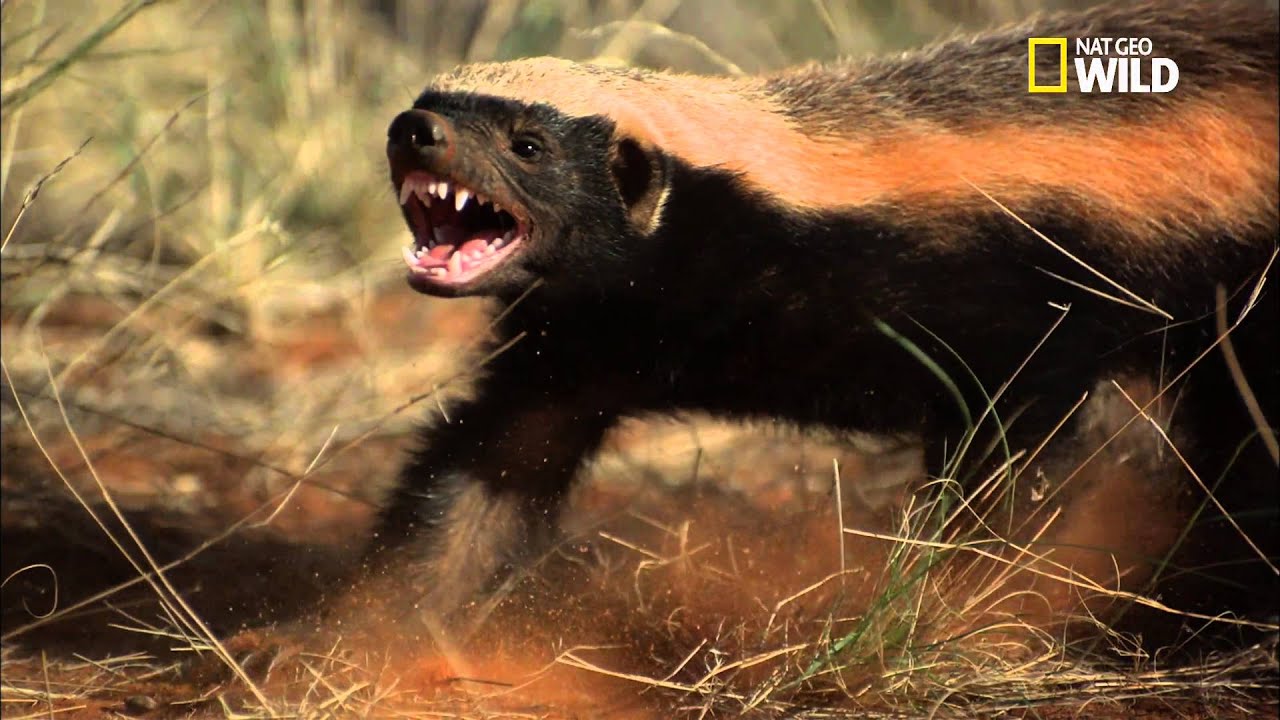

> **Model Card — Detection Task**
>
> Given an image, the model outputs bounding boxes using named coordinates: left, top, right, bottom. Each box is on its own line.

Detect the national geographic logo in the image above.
left=1028, top=37, right=1180, bottom=93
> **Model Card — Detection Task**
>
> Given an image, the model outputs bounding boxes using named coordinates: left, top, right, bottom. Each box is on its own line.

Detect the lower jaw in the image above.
left=403, top=239, right=525, bottom=295
left=405, top=260, right=517, bottom=297
left=406, top=271, right=475, bottom=297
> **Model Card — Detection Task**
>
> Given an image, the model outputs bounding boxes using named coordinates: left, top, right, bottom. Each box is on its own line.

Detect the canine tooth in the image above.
left=436, top=182, right=449, bottom=199
left=401, top=246, right=418, bottom=266
left=448, top=251, right=462, bottom=275
left=399, top=181, right=414, bottom=206
left=455, top=189, right=470, bottom=211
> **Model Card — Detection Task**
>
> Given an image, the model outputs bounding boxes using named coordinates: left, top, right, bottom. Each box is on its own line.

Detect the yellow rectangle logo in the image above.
left=1028, top=38, right=1068, bottom=93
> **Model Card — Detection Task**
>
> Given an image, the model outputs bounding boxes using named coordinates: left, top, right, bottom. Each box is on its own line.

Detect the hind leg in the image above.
left=920, top=372, right=1217, bottom=646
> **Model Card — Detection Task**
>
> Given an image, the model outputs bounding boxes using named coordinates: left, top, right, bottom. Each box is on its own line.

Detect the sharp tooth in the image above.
left=475, top=193, right=488, bottom=206
left=455, top=189, right=470, bottom=211
left=399, top=181, right=414, bottom=206
left=436, top=182, right=449, bottom=199
left=448, top=251, right=463, bottom=275
left=401, top=246, right=418, bottom=266
left=415, top=185, right=432, bottom=205
left=492, top=203, right=502, bottom=213
left=427, top=181, right=437, bottom=195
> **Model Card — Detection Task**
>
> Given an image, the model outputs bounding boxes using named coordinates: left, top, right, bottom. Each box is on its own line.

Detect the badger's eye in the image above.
left=511, top=136, right=543, bottom=161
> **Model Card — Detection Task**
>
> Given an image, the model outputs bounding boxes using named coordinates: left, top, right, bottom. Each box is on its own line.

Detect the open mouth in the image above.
left=397, top=171, right=527, bottom=286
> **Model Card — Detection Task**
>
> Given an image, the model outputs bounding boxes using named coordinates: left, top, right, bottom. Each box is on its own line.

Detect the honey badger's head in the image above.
left=387, top=66, right=670, bottom=298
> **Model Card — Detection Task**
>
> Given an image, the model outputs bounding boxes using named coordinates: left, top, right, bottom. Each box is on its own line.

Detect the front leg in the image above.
left=365, top=354, right=618, bottom=634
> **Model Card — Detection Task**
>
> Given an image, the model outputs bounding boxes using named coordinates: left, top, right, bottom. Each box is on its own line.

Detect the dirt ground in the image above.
left=3, top=284, right=1276, bottom=719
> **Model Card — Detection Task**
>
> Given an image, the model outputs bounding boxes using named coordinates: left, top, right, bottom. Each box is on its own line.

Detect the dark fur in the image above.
left=370, top=2, right=1279, bottom=637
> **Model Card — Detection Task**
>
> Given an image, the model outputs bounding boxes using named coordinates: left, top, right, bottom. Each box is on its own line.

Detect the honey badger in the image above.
left=372, top=1, right=1279, bottom=628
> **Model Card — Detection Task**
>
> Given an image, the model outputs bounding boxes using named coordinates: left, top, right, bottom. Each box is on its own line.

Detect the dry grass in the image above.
left=2, top=1, right=1277, bottom=718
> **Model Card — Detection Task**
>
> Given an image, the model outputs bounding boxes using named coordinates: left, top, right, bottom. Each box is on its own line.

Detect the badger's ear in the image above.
left=609, top=136, right=669, bottom=234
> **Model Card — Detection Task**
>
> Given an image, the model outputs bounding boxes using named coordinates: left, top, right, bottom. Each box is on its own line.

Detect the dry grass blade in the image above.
left=1110, top=380, right=1277, bottom=576
left=0, top=564, right=58, bottom=620
left=0, top=138, right=91, bottom=253
left=963, top=179, right=1173, bottom=320
left=553, top=647, right=741, bottom=699
left=1215, top=283, right=1279, bottom=465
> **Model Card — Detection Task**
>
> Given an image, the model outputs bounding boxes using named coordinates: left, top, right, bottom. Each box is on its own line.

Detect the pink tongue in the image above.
left=427, top=244, right=455, bottom=260
left=459, top=239, right=490, bottom=255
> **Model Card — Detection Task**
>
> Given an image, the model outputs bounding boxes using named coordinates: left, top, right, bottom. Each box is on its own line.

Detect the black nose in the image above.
left=387, top=109, right=452, bottom=153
